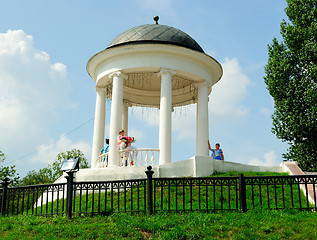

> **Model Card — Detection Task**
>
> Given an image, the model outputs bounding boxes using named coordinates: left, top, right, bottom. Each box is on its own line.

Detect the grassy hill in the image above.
left=1, top=209, right=316, bottom=239
left=1, top=171, right=316, bottom=239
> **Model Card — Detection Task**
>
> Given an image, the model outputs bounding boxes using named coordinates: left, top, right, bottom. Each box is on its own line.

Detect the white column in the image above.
left=108, top=71, right=126, bottom=167
left=122, top=101, right=129, bottom=135
left=91, top=87, right=106, bottom=168
left=158, top=68, right=175, bottom=165
left=196, top=82, right=209, bottom=156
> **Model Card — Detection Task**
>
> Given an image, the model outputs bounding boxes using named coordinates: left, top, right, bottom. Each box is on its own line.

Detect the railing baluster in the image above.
left=304, top=178, right=309, bottom=210
left=297, top=179, right=302, bottom=210
left=313, top=179, right=316, bottom=210
left=198, top=180, right=201, bottom=211
left=117, top=182, right=120, bottom=212
left=220, top=180, right=223, bottom=211
left=79, top=184, right=82, bottom=214
left=136, top=182, right=139, bottom=213
left=182, top=180, right=185, bottom=211
left=32, top=188, right=35, bottom=215
left=228, top=180, right=231, bottom=210
left=62, top=185, right=65, bottom=214
left=86, top=184, right=89, bottom=213
left=92, top=184, right=95, bottom=215
left=56, top=185, right=60, bottom=215
left=205, top=181, right=208, bottom=212
left=16, top=190, right=20, bottom=215
left=213, top=183, right=216, bottom=211
left=105, top=183, right=108, bottom=214
left=130, top=181, right=133, bottom=213
left=151, top=151, right=155, bottom=165
left=281, top=180, right=285, bottom=209
left=259, top=183, right=262, bottom=207
left=39, top=188, right=42, bottom=215
left=145, top=152, right=149, bottom=165
left=251, top=183, right=254, bottom=209
left=161, top=181, right=163, bottom=211
left=51, top=187, right=54, bottom=215
left=26, top=189, right=30, bottom=215
left=274, top=179, right=278, bottom=210
left=139, top=151, right=143, bottom=166
left=124, top=182, right=127, bottom=212
left=168, top=180, right=171, bottom=212
left=111, top=182, right=113, bottom=212
left=235, top=180, right=239, bottom=211
left=98, top=184, right=101, bottom=214
left=190, top=179, right=192, bottom=211
left=175, top=180, right=178, bottom=213
left=290, top=181, right=294, bottom=208
left=21, top=189, right=25, bottom=215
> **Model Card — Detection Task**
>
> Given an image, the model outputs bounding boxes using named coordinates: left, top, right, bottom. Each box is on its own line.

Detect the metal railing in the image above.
left=96, top=148, right=159, bottom=168
left=1, top=168, right=316, bottom=218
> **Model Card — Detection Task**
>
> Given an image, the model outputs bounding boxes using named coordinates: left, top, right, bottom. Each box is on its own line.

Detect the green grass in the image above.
left=211, top=171, right=289, bottom=177
left=5, top=171, right=314, bottom=217
left=0, top=209, right=316, bottom=239
left=1, top=172, right=317, bottom=239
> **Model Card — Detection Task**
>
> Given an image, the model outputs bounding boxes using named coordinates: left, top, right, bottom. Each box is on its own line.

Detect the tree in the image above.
left=264, top=0, right=317, bottom=171
left=20, top=149, right=90, bottom=186
left=51, top=149, right=90, bottom=181
left=0, top=150, right=20, bottom=186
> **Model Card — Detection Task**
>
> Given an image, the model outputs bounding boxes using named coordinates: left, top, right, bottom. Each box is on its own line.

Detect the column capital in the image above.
left=95, top=87, right=106, bottom=93
left=109, top=71, right=127, bottom=80
left=157, top=68, right=176, bottom=77
left=123, top=99, right=132, bottom=108
left=196, top=80, right=212, bottom=88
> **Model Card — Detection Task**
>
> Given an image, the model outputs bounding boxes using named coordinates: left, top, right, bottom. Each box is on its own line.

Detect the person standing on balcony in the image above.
left=117, top=129, right=137, bottom=165
left=208, top=141, right=224, bottom=161
left=99, top=138, right=109, bottom=166
left=100, top=138, right=109, bottom=155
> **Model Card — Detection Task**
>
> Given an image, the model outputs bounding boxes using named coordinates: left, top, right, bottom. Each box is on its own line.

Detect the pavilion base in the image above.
left=55, top=156, right=283, bottom=183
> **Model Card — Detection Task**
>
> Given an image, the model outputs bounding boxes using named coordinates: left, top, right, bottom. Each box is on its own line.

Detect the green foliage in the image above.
left=264, top=0, right=317, bottom=171
left=51, top=149, right=90, bottom=181
left=0, top=150, right=19, bottom=186
left=19, top=149, right=90, bottom=186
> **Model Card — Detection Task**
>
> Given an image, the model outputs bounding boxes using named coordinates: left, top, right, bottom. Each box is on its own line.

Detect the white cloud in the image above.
left=210, top=57, right=251, bottom=118
left=0, top=29, right=75, bottom=154
left=129, top=128, right=145, bottom=142
left=248, top=151, right=279, bottom=166
left=171, top=57, right=251, bottom=140
left=260, top=107, right=272, bottom=115
left=30, top=135, right=91, bottom=165
left=172, top=105, right=196, bottom=140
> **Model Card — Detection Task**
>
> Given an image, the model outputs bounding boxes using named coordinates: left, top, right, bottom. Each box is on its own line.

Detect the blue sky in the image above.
left=0, top=0, right=289, bottom=177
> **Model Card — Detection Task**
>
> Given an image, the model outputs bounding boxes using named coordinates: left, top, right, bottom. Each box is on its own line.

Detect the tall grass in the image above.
left=0, top=209, right=316, bottom=239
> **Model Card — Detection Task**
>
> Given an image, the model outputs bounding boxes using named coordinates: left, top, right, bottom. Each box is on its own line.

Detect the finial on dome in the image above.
left=153, top=16, right=159, bottom=24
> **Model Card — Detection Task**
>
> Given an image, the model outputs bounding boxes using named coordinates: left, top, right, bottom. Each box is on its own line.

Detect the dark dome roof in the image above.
left=107, top=24, right=204, bottom=53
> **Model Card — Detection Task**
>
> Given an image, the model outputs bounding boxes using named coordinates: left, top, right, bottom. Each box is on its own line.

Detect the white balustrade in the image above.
left=96, top=153, right=109, bottom=168
left=96, top=149, right=159, bottom=168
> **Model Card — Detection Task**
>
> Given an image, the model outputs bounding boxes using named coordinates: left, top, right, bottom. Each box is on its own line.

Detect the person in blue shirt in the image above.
left=99, top=139, right=109, bottom=166
left=208, top=141, right=224, bottom=161
left=100, top=138, right=109, bottom=155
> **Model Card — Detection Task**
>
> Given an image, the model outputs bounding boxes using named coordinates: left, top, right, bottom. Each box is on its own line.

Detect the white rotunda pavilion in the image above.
left=85, top=17, right=223, bottom=179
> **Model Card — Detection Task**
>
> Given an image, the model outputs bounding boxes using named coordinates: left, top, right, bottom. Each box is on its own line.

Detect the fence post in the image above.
left=0, top=177, right=10, bottom=215
left=145, top=166, right=154, bottom=215
left=239, top=174, right=247, bottom=213
left=65, top=172, right=74, bottom=219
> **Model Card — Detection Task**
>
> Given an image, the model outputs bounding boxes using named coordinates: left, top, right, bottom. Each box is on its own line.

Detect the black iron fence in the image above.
left=1, top=167, right=316, bottom=218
